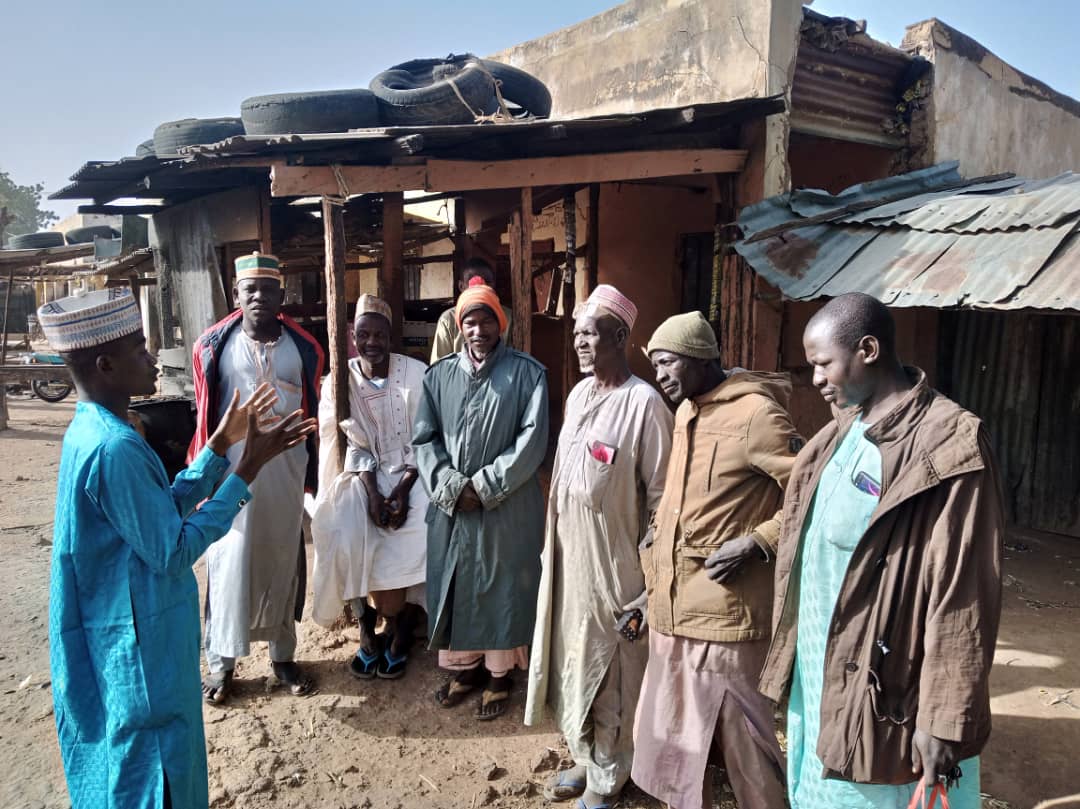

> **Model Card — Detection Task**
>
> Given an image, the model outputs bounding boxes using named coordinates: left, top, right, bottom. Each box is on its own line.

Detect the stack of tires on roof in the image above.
left=150, top=53, right=551, bottom=155
left=4, top=55, right=551, bottom=252
left=3, top=226, right=121, bottom=250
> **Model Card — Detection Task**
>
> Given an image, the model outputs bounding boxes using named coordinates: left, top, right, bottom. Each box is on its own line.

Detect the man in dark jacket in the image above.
left=759, top=293, right=1003, bottom=809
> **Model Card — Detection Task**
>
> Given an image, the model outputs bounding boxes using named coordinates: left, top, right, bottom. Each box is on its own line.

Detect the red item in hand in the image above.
left=906, top=777, right=951, bottom=809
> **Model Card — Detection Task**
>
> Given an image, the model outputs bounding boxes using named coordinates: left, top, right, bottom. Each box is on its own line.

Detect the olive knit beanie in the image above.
left=646, top=311, right=720, bottom=360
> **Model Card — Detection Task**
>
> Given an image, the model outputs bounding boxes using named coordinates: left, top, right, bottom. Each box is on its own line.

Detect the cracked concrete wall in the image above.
left=490, top=0, right=804, bottom=125
left=904, top=19, right=1080, bottom=179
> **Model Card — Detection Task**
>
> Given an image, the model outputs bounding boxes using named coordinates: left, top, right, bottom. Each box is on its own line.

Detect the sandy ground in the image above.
left=1, top=395, right=1075, bottom=809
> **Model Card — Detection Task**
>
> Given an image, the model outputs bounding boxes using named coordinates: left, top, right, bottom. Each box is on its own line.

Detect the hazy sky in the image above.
left=2, top=0, right=1076, bottom=221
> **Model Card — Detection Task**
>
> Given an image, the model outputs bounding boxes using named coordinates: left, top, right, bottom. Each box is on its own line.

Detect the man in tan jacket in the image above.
left=632, top=311, right=799, bottom=809
left=759, top=293, right=1003, bottom=809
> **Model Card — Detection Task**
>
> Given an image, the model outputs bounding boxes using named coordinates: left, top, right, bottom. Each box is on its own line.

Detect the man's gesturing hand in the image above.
left=234, top=408, right=317, bottom=485
left=911, top=729, right=962, bottom=786
left=703, top=535, right=761, bottom=584
left=207, top=383, right=280, bottom=456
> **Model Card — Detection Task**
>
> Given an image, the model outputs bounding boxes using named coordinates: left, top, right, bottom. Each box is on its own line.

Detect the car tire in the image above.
left=370, top=54, right=497, bottom=125
left=481, top=60, right=552, bottom=118
left=153, top=117, right=245, bottom=156
left=5, top=232, right=65, bottom=250
left=241, top=88, right=381, bottom=135
left=65, top=225, right=121, bottom=245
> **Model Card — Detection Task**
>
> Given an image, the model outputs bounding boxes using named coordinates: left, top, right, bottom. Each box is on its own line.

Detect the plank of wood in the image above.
left=1, top=269, right=14, bottom=366
left=0, top=267, right=11, bottom=431
left=257, top=181, right=273, bottom=254
left=0, top=365, right=73, bottom=381
left=426, top=149, right=746, bottom=191
left=270, top=150, right=746, bottom=198
left=321, top=197, right=349, bottom=471
left=586, top=184, right=600, bottom=293
left=453, top=196, right=467, bottom=293
left=379, top=192, right=405, bottom=348
left=561, top=190, right=577, bottom=318
left=509, top=188, right=533, bottom=353
left=561, top=190, right=580, bottom=405
left=271, top=162, right=426, bottom=197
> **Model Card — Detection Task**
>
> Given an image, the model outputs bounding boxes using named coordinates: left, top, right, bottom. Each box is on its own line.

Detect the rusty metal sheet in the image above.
left=733, top=224, right=877, bottom=300
left=893, top=221, right=1076, bottom=307
left=884, top=173, right=1080, bottom=233
left=815, top=228, right=959, bottom=303
left=838, top=177, right=1024, bottom=226
left=736, top=165, right=1080, bottom=312
left=787, top=162, right=962, bottom=219
left=1002, top=228, right=1080, bottom=310
left=791, top=18, right=915, bottom=149
left=943, top=310, right=1080, bottom=537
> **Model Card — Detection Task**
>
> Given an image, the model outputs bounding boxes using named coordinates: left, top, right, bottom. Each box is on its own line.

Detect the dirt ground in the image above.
left=1, top=396, right=1076, bottom=809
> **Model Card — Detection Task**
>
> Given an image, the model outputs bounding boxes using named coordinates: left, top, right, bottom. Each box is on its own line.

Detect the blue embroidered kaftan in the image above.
left=50, top=402, right=251, bottom=808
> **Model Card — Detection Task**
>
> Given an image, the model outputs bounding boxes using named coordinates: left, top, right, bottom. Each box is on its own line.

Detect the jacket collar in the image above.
left=835, top=367, right=932, bottom=444
left=832, top=366, right=984, bottom=501
left=456, top=338, right=506, bottom=378
left=691, top=369, right=792, bottom=408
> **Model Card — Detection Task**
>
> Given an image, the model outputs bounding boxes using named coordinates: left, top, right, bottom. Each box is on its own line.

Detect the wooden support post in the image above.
left=509, top=187, right=533, bottom=353
left=322, top=197, right=349, bottom=471
left=379, top=192, right=405, bottom=349
left=0, top=268, right=14, bottom=431
left=257, top=181, right=273, bottom=254
left=0, top=207, right=12, bottom=249
left=562, top=190, right=580, bottom=404
left=586, top=184, right=600, bottom=293
left=561, top=190, right=578, bottom=317
left=1, top=269, right=14, bottom=366
left=452, top=196, right=467, bottom=294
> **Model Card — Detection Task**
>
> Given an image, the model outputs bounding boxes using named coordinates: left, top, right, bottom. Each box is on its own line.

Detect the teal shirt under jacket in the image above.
left=50, top=402, right=251, bottom=808
left=414, top=341, right=549, bottom=652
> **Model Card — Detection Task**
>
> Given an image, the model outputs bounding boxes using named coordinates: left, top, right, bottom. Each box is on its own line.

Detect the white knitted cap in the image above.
left=37, top=287, right=142, bottom=352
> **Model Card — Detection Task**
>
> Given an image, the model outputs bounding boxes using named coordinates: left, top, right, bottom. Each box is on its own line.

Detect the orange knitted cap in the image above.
left=455, top=277, right=507, bottom=332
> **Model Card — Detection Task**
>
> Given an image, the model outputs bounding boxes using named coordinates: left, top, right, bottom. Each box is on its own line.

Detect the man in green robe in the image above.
left=414, top=277, right=549, bottom=721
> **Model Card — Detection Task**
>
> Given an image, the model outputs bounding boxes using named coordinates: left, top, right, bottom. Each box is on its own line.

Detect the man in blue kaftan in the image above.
left=39, top=288, right=315, bottom=809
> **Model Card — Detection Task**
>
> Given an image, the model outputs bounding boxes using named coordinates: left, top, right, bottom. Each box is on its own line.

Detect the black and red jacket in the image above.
left=186, top=309, right=325, bottom=492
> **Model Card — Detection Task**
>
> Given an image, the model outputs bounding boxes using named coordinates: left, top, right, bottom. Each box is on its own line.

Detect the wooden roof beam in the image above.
left=269, top=149, right=748, bottom=197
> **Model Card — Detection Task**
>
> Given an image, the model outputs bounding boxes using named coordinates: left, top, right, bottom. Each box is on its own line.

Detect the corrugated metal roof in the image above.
left=735, top=164, right=1080, bottom=312
left=791, top=9, right=922, bottom=149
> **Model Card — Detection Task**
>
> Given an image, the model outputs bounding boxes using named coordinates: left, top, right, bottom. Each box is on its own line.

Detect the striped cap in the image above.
left=235, top=251, right=282, bottom=282
left=37, top=287, right=142, bottom=352
left=582, top=284, right=637, bottom=331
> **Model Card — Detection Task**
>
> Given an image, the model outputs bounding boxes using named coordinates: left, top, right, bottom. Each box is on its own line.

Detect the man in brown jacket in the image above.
left=759, top=293, right=1003, bottom=809
left=631, top=311, right=798, bottom=809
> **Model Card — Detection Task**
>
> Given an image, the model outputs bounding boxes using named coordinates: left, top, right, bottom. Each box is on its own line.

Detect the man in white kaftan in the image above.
left=526, top=285, right=673, bottom=807
left=311, top=353, right=428, bottom=626
left=204, top=330, right=308, bottom=672
left=192, top=251, right=323, bottom=701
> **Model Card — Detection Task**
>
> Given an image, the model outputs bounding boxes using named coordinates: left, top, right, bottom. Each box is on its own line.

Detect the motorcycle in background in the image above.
left=3, top=352, right=73, bottom=403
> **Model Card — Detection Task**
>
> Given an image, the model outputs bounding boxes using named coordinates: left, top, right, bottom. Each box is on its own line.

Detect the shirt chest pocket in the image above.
left=568, top=437, right=619, bottom=512
left=819, top=461, right=880, bottom=552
